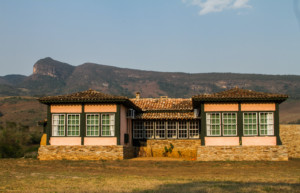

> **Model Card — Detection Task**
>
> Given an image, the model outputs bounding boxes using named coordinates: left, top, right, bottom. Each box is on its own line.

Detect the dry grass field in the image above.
left=0, top=158, right=299, bottom=193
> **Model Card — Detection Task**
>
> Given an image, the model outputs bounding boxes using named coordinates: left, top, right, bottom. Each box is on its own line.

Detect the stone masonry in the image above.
left=38, top=125, right=300, bottom=161
left=38, top=145, right=134, bottom=160
left=280, top=124, right=300, bottom=158
left=137, top=139, right=201, bottom=160
left=197, top=145, right=288, bottom=161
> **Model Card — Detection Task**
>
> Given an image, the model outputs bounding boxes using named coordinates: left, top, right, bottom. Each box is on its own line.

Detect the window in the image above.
left=86, top=114, right=100, bottom=136
left=102, top=114, right=115, bottom=136
left=259, top=112, right=274, bottom=135
left=144, top=121, right=154, bottom=139
left=52, top=114, right=65, bottom=136
left=206, top=113, right=221, bottom=136
left=178, top=121, right=187, bottom=138
left=133, top=121, right=144, bottom=139
left=67, top=114, right=80, bottom=136
left=222, top=113, right=237, bottom=136
left=155, top=121, right=165, bottom=139
left=243, top=113, right=258, bottom=136
left=167, top=121, right=177, bottom=139
left=189, top=120, right=199, bottom=138
left=132, top=120, right=200, bottom=139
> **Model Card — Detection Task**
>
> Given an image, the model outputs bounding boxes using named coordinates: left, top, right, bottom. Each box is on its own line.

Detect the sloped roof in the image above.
left=192, top=87, right=288, bottom=103
left=38, top=89, right=141, bottom=110
left=130, top=98, right=193, bottom=111
left=135, top=111, right=196, bottom=120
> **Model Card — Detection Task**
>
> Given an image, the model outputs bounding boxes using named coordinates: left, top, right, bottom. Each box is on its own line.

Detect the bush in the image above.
left=0, top=129, right=25, bottom=158
left=0, top=122, right=37, bottom=158
left=30, top=132, right=42, bottom=144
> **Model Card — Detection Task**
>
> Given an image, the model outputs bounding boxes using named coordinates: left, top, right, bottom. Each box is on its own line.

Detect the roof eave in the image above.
left=192, top=97, right=288, bottom=103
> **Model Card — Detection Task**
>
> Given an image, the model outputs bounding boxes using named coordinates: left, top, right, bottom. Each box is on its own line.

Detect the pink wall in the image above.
left=84, top=137, right=117, bottom=145
left=50, top=137, right=81, bottom=145
left=242, top=136, right=277, bottom=146
left=51, top=105, right=82, bottom=113
left=84, top=104, right=117, bottom=113
left=205, top=137, right=239, bottom=146
left=241, top=103, right=275, bottom=111
left=204, top=103, right=239, bottom=112
left=127, top=119, right=133, bottom=146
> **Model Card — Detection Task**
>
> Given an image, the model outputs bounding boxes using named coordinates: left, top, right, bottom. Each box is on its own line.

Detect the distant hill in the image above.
left=1, top=57, right=300, bottom=99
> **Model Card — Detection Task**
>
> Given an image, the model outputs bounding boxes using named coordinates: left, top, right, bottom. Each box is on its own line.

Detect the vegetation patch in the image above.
left=0, top=159, right=299, bottom=192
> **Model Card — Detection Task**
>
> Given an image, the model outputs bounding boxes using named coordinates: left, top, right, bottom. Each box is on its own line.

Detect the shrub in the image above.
left=30, top=132, right=42, bottom=144
left=0, top=129, right=25, bottom=158
left=0, top=122, right=35, bottom=158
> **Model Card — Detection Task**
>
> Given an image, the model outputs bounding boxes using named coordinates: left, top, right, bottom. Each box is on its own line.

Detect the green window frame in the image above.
left=67, top=114, right=80, bottom=136
left=101, top=114, right=115, bottom=136
left=52, top=114, right=65, bottom=136
left=243, top=112, right=258, bottom=136
left=206, top=113, right=221, bottom=136
left=86, top=114, right=100, bottom=136
left=222, top=113, right=237, bottom=136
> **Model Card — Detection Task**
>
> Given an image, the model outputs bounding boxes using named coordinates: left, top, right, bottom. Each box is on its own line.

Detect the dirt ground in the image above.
left=0, top=158, right=299, bottom=193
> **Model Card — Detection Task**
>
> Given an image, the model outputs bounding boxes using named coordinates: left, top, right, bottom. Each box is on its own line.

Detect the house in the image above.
left=38, top=87, right=289, bottom=161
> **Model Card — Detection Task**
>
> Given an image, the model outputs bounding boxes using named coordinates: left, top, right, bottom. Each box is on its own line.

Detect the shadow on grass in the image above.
left=133, top=181, right=300, bottom=193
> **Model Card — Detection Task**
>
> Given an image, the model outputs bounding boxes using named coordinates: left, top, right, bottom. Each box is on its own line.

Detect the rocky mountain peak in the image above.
left=33, top=57, right=75, bottom=80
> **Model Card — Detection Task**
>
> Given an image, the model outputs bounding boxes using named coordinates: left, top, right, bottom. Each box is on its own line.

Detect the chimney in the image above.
left=136, top=92, right=140, bottom=99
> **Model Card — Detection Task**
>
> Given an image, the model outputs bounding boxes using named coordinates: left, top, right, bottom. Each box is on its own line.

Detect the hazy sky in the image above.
left=0, top=0, right=299, bottom=76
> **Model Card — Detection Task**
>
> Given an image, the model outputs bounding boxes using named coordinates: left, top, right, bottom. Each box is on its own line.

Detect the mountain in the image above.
left=1, top=57, right=300, bottom=99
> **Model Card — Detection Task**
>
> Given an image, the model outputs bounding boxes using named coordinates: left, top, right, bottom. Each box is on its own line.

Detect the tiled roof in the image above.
left=135, top=111, right=196, bottom=120
left=130, top=98, right=193, bottom=111
left=39, top=89, right=141, bottom=110
left=131, top=98, right=195, bottom=120
left=192, top=87, right=288, bottom=103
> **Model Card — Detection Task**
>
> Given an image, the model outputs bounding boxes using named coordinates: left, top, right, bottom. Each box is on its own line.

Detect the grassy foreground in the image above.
left=0, top=158, right=299, bottom=193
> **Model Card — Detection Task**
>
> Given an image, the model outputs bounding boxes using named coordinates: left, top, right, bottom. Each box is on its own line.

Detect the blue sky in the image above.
left=0, top=0, right=299, bottom=76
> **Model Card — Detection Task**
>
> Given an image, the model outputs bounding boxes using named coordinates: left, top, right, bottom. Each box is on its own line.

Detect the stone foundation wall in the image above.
left=280, top=124, right=300, bottom=158
left=38, top=145, right=126, bottom=160
left=136, top=139, right=201, bottom=160
left=197, top=145, right=288, bottom=161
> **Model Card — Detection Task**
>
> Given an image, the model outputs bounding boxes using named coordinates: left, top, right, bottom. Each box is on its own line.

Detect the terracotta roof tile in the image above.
left=192, top=87, right=288, bottom=102
left=135, top=111, right=196, bottom=120
left=39, top=89, right=127, bottom=103
left=38, top=89, right=141, bottom=110
left=130, top=98, right=193, bottom=111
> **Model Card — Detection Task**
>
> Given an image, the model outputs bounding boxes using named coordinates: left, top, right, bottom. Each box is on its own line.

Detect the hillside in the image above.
left=0, top=57, right=300, bottom=127
left=1, top=57, right=300, bottom=98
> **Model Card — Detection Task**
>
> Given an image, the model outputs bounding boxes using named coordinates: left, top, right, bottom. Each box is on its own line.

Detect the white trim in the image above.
left=259, top=112, right=274, bottom=136
left=206, top=113, right=221, bottom=136
left=167, top=121, right=177, bottom=139
left=52, top=114, right=65, bottom=136
left=144, top=121, right=154, bottom=139
left=101, top=114, right=115, bottom=137
left=155, top=121, right=165, bottom=139
left=189, top=120, right=199, bottom=139
left=178, top=121, right=188, bottom=139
